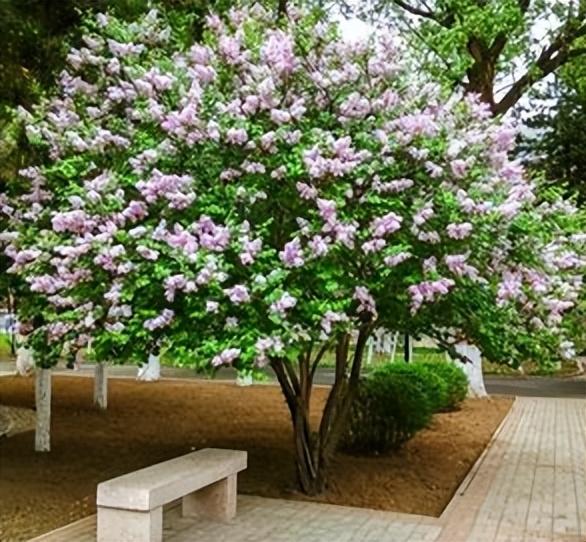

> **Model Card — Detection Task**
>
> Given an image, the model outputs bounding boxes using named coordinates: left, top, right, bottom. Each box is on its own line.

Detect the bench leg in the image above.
left=97, top=506, right=163, bottom=542
left=182, top=473, right=237, bottom=521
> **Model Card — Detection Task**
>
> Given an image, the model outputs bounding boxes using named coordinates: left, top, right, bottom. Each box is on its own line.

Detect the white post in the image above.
left=453, top=342, right=487, bottom=398
left=383, top=332, right=392, bottom=354
left=94, top=362, right=108, bottom=409
left=366, top=337, right=374, bottom=365
left=390, top=332, right=399, bottom=363
left=35, top=367, right=51, bottom=452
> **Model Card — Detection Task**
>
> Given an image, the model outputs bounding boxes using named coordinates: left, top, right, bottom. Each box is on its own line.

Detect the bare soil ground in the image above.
left=0, top=375, right=512, bottom=541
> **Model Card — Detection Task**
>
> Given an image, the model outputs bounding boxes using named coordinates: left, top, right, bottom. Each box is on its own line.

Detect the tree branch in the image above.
left=283, top=358, right=301, bottom=396
left=349, top=324, right=372, bottom=387
left=271, top=358, right=297, bottom=415
left=489, top=32, right=508, bottom=60
left=276, top=0, right=288, bottom=19
left=567, top=47, right=586, bottom=60
left=317, top=334, right=349, bottom=446
left=310, top=342, right=330, bottom=381
left=389, top=0, right=444, bottom=23
left=493, top=19, right=586, bottom=115
left=402, top=15, right=456, bottom=74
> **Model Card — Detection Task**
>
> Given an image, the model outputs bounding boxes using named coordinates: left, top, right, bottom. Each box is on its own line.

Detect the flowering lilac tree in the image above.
left=3, top=6, right=584, bottom=491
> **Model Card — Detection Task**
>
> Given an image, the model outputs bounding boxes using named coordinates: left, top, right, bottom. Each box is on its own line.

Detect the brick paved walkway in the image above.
left=30, top=397, right=585, bottom=542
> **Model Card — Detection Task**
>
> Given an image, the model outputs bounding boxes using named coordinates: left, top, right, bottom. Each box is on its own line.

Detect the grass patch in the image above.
left=0, top=333, right=13, bottom=358
left=319, top=346, right=446, bottom=369
left=483, top=359, right=581, bottom=377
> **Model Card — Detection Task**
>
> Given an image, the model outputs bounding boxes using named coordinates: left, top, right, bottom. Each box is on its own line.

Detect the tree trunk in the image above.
left=453, top=342, right=487, bottom=398
left=272, top=326, right=371, bottom=495
left=93, top=362, right=108, bottom=409
left=289, top=383, right=355, bottom=496
left=292, top=407, right=325, bottom=495
left=403, top=334, right=413, bottom=362
left=465, top=38, right=497, bottom=114
left=137, top=352, right=160, bottom=381
left=15, top=338, right=34, bottom=376
left=35, top=367, right=51, bottom=452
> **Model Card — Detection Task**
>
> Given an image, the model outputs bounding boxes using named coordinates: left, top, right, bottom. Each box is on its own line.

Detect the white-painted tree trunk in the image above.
left=236, top=372, right=253, bottom=386
left=15, top=334, right=34, bottom=376
left=453, top=342, right=487, bottom=398
left=94, top=362, right=108, bottom=409
left=35, top=368, right=51, bottom=452
left=16, top=346, right=34, bottom=376
left=137, top=353, right=161, bottom=381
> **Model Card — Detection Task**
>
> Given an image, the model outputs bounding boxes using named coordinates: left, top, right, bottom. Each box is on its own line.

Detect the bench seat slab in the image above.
left=97, top=449, right=247, bottom=511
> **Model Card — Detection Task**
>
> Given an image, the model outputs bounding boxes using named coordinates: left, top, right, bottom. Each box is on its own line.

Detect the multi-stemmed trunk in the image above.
left=271, top=325, right=371, bottom=495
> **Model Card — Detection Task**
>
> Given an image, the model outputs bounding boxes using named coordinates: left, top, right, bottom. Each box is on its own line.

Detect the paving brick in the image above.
left=29, top=398, right=585, bottom=542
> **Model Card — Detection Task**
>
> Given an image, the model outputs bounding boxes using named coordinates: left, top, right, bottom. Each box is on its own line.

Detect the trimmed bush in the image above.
left=343, top=363, right=434, bottom=454
left=375, top=362, right=449, bottom=412
left=416, top=361, right=468, bottom=410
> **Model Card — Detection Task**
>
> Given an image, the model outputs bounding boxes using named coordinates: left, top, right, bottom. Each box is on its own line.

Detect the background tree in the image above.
left=0, top=0, right=246, bottom=111
left=520, top=62, right=586, bottom=205
left=343, top=0, right=586, bottom=116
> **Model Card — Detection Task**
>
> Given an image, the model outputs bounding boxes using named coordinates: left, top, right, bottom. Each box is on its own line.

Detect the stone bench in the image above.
left=96, top=448, right=247, bottom=542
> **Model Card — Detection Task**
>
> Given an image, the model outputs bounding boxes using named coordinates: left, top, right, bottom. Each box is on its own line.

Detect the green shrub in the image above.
left=376, top=362, right=449, bottom=412
left=343, top=363, right=434, bottom=454
left=416, top=361, right=468, bottom=410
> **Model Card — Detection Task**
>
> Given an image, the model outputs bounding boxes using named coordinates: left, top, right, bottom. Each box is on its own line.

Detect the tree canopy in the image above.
left=3, top=6, right=584, bottom=492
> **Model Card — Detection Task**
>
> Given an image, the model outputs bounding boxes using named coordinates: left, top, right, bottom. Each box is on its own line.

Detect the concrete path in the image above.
left=437, top=397, right=585, bottom=542
left=29, top=397, right=586, bottom=542
left=484, top=375, right=586, bottom=399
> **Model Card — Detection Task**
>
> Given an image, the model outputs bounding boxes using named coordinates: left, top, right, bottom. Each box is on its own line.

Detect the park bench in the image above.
left=96, top=448, right=247, bottom=542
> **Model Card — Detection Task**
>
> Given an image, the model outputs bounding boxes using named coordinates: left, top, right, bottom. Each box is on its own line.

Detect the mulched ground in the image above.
left=0, top=375, right=512, bottom=541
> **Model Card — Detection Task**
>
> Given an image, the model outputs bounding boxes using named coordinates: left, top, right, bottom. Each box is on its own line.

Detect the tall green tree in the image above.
left=521, top=63, right=586, bottom=204
left=0, top=0, right=244, bottom=112
left=344, top=0, right=586, bottom=116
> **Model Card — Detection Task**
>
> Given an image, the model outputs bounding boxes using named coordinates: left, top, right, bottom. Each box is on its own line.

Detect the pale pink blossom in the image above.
left=144, top=309, right=175, bottom=331
left=279, top=238, right=304, bottom=267
left=270, top=292, right=297, bottom=317
left=225, top=284, right=250, bottom=304
left=212, top=347, right=241, bottom=367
